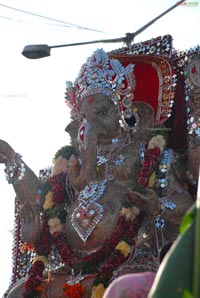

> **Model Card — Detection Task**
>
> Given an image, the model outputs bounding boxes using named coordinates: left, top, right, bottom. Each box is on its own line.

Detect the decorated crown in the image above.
left=65, top=48, right=136, bottom=130
left=65, top=38, right=177, bottom=129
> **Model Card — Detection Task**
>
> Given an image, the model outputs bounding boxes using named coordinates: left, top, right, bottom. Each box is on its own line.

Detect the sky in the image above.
left=0, top=0, right=199, bottom=296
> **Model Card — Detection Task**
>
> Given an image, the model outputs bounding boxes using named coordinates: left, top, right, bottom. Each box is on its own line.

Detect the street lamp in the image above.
left=21, top=36, right=127, bottom=59
left=22, top=0, right=185, bottom=59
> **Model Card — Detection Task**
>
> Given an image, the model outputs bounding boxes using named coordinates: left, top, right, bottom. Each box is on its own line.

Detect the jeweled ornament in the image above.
left=71, top=180, right=107, bottom=242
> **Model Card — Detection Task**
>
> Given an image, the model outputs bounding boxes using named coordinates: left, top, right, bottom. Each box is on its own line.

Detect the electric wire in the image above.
left=0, top=4, right=105, bottom=33
left=0, top=14, right=89, bottom=34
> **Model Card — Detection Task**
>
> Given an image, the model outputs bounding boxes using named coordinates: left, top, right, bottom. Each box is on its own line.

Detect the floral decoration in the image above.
left=24, top=260, right=45, bottom=298
left=48, top=217, right=64, bottom=235
left=137, top=146, right=161, bottom=187
left=62, top=282, right=84, bottom=298
left=32, top=255, right=47, bottom=265
left=43, top=191, right=53, bottom=210
left=91, top=283, right=105, bottom=298
left=148, top=135, right=166, bottom=152
left=119, top=206, right=140, bottom=221
left=23, top=151, right=146, bottom=298
left=115, top=240, right=132, bottom=257
left=20, top=242, right=34, bottom=253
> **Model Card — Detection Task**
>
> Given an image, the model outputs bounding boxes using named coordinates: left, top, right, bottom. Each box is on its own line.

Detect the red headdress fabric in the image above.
left=108, top=53, right=176, bottom=125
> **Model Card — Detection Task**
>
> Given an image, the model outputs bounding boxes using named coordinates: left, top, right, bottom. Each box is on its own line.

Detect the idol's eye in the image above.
left=96, top=109, right=108, bottom=117
left=98, top=110, right=107, bottom=116
left=125, top=114, right=137, bottom=127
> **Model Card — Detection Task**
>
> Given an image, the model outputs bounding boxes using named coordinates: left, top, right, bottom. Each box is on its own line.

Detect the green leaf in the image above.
left=53, top=145, right=77, bottom=161
left=179, top=205, right=195, bottom=235
left=148, top=219, right=194, bottom=298
left=183, top=289, right=193, bottom=298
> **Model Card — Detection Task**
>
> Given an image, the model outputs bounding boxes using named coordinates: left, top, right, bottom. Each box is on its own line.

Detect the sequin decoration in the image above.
left=172, top=46, right=200, bottom=76
left=97, top=155, right=108, bottom=166
left=75, top=49, right=135, bottom=101
left=138, top=143, right=146, bottom=164
left=109, top=35, right=173, bottom=58
left=109, top=35, right=177, bottom=125
left=77, top=119, right=91, bottom=150
left=65, top=271, right=84, bottom=286
left=183, top=54, right=200, bottom=145
left=5, top=153, right=26, bottom=184
left=187, top=116, right=200, bottom=142
left=155, top=216, right=166, bottom=229
left=65, top=48, right=136, bottom=131
left=39, top=167, right=52, bottom=182
left=8, top=198, right=36, bottom=286
left=159, top=197, right=176, bottom=210
left=187, top=56, right=200, bottom=87
left=112, top=154, right=125, bottom=165
left=35, top=188, right=43, bottom=206
left=156, top=148, right=174, bottom=189
left=71, top=180, right=107, bottom=242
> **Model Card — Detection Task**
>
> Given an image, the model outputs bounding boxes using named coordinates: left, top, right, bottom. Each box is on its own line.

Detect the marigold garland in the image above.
left=43, top=191, right=53, bottom=209
left=82, top=215, right=132, bottom=265
left=53, top=231, right=78, bottom=267
left=88, top=212, right=144, bottom=287
left=20, top=242, right=34, bottom=253
left=24, top=173, right=69, bottom=298
left=115, top=240, right=132, bottom=257
left=24, top=260, right=45, bottom=298
left=62, top=282, right=84, bottom=298
left=91, top=283, right=105, bottom=298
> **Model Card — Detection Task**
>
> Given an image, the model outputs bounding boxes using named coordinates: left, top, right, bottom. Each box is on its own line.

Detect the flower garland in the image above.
left=23, top=169, right=144, bottom=298
left=62, top=282, right=84, bottom=298
left=137, top=134, right=166, bottom=188
left=137, top=147, right=161, bottom=187
left=24, top=172, right=69, bottom=298
left=24, top=216, right=52, bottom=298
left=24, top=260, right=45, bottom=298
left=72, top=208, right=144, bottom=298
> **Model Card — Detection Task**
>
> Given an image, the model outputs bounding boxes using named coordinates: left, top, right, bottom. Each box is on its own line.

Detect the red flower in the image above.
left=137, top=147, right=161, bottom=187
left=49, top=172, right=68, bottom=205
left=24, top=261, right=45, bottom=297
left=53, top=231, right=78, bottom=266
left=62, top=283, right=84, bottom=298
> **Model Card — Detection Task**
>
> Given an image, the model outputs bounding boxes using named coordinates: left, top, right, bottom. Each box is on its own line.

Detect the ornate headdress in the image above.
left=65, top=48, right=137, bottom=130
left=65, top=36, right=177, bottom=129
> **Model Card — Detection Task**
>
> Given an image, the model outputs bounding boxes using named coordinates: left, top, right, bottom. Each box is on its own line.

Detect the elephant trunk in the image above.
left=69, top=120, right=98, bottom=190
left=79, top=129, right=98, bottom=184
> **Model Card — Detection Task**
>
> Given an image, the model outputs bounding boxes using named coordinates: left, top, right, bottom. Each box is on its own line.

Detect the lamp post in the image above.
left=21, top=37, right=126, bottom=59
left=22, top=0, right=185, bottom=59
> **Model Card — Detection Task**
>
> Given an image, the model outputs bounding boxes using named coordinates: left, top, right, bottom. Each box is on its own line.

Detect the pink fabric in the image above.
left=103, top=272, right=156, bottom=298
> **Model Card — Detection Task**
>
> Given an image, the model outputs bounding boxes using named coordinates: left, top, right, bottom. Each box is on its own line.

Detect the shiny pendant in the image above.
left=71, top=180, right=107, bottom=242
left=71, top=202, right=104, bottom=242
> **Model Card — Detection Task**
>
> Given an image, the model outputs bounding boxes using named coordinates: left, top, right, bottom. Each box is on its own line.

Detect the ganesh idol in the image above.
left=1, top=34, right=197, bottom=298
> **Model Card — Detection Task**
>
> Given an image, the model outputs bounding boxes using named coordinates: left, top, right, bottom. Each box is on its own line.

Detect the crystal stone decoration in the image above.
left=71, top=180, right=106, bottom=242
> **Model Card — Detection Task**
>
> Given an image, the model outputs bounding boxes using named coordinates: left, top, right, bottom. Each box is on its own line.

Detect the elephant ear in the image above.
left=148, top=204, right=196, bottom=298
left=134, top=101, right=154, bottom=130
